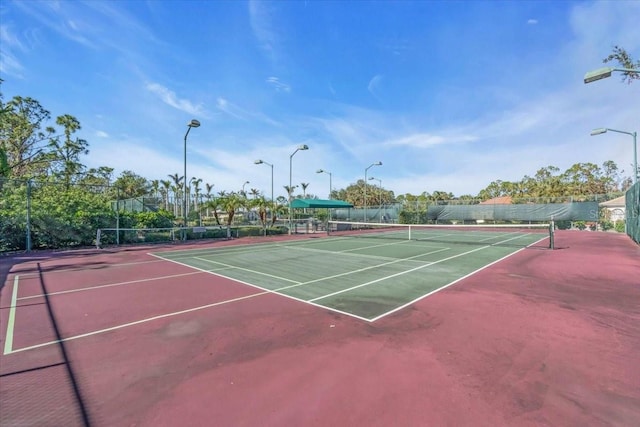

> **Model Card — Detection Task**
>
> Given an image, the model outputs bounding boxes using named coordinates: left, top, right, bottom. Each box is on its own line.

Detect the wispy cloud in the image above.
left=248, top=1, right=280, bottom=64
left=216, top=97, right=281, bottom=127
left=216, top=97, right=246, bottom=120
left=145, top=82, right=205, bottom=116
left=527, top=19, right=538, bottom=25
left=0, top=25, right=26, bottom=77
left=266, top=76, right=291, bottom=92
left=385, top=133, right=477, bottom=149
left=13, top=1, right=97, bottom=48
left=368, top=74, right=383, bottom=101
left=95, top=130, right=109, bottom=138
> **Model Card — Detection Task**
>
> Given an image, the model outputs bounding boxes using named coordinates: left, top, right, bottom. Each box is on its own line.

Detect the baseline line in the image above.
left=18, top=271, right=204, bottom=300
left=13, top=259, right=168, bottom=278
left=3, top=276, right=19, bottom=355
left=8, top=291, right=270, bottom=354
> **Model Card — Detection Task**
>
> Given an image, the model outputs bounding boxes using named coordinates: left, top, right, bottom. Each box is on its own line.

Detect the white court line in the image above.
left=3, top=276, right=19, bottom=355
left=160, top=237, right=335, bottom=258
left=279, top=241, right=436, bottom=264
left=12, top=259, right=168, bottom=279
left=193, top=257, right=301, bottom=284
left=18, top=271, right=205, bottom=300
left=7, top=235, right=546, bottom=354
left=6, top=291, right=271, bottom=355
left=195, top=247, right=451, bottom=293
left=369, top=247, right=530, bottom=322
left=308, top=244, right=493, bottom=302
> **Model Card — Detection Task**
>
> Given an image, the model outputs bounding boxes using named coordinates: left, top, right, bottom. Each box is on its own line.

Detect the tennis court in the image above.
left=153, top=222, right=551, bottom=321
left=2, top=228, right=638, bottom=427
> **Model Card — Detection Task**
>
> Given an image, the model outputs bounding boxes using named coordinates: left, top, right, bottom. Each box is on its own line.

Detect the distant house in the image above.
left=599, top=196, right=626, bottom=222
left=479, top=196, right=512, bottom=205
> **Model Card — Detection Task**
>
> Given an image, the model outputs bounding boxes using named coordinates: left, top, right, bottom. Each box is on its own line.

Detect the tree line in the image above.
left=1, top=47, right=637, bottom=251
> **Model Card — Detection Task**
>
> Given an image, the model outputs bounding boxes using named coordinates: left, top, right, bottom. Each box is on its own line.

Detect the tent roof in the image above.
left=290, top=198, right=353, bottom=209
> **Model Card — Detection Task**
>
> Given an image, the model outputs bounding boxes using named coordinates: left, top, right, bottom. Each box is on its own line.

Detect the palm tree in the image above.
left=150, top=179, right=159, bottom=198
left=168, top=173, right=183, bottom=217
left=219, top=192, right=242, bottom=238
left=252, top=195, right=270, bottom=234
left=191, top=177, right=203, bottom=214
left=284, top=185, right=298, bottom=198
left=160, top=179, right=171, bottom=211
left=300, top=182, right=309, bottom=198
left=205, top=182, right=214, bottom=217
left=273, top=196, right=289, bottom=227
left=249, top=188, right=261, bottom=199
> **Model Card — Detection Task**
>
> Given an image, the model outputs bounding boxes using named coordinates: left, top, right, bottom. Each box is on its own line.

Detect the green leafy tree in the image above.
left=0, top=95, right=54, bottom=178
left=603, top=45, right=639, bottom=84
left=48, top=114, right=89, bottom=188
left=113, top=170, right=150, bottom=198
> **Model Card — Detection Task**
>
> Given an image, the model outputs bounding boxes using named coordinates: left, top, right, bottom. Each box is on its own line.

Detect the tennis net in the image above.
left=327, top=221, right=554, bottom=249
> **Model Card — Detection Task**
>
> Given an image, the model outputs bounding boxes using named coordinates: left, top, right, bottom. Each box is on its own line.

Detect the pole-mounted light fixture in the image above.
left=590, top=127, right=638, bottom=184
left=583, top=67, right=638, bottom=84
left=316, top=169, right=332, bottom=199
left=289, top=144, right=309, bottom=234
left=254, top=159, right=274, bottom=207
left=364, top=161, right=382, bottom=222
left=183, top=119, right=201, bottom=238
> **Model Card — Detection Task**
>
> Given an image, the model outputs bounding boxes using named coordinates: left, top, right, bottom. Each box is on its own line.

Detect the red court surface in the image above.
left=1, top=231, right=639, bottom=426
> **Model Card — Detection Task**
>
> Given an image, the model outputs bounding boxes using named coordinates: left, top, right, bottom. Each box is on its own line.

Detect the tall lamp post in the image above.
left=289, top=144, right=309, bottom=234
left=242, top=180, right=250, bottom=194
left=591, top=128, right=638, bottom=184
left=316, top=169, right=332, bottom=199
left=183, top=119, right=200, bottom=238
left=583, top=67, right=639, bottom=84
left=369, top=177, right=382, bottom=221
left=364, top=161, right=382, bottom=222
left=254, top=159, right=274, bottom=204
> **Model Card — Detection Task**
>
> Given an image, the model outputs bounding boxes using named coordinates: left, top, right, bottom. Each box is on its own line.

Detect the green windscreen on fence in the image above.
left=426, top=202, right=599, bottom=221
left=626, top=182, right=640, bottom=244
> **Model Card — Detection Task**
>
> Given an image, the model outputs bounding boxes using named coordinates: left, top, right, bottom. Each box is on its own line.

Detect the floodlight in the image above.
left=584, top=67, right=613, bottom=84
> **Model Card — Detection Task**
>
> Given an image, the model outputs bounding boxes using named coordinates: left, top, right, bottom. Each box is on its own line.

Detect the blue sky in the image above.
left=1, top=0, right=639, bottom=198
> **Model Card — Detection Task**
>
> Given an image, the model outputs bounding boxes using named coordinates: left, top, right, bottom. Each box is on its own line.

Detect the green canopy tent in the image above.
left=290, top=199, right=353, bottom=209
left=289, top=199, right=353, bottom=231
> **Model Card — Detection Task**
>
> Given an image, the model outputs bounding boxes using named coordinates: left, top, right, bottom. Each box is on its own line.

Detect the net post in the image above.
left=549, top=218, right=555, bottom=250
left=96, top=229, right=101, bottom=249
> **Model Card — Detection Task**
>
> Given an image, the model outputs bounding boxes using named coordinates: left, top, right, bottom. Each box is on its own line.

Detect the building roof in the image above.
left=599, top=196, right=626, bottom=207
left=290, top=198, right=354, bottom=209
left=479, top=196, right=512, bottom=205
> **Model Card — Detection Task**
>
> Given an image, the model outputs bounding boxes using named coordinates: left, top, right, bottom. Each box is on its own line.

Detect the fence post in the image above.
left=116, top=187, right=120, bottom=245
left=26, top=179, right=32, bottom=252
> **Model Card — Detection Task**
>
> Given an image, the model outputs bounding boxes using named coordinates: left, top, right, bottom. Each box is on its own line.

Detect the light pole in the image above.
left=242, top=180, right=250, bottom=194
left=316, top=169, right=332, bottom=199
left=369, top=177, right=382, bottom=221
left=254, top=159, right=274, bottom=204
left=591, top=128, right=638, bottom=184
left=255, top=159, right=274, bottom=222
left=183, top=119, right=200, bottom=238
left=583, top=67, right=639, bottom=84
left=364, top=161, right=382, bottom=222
left=289, top=144, right=309, bottom=234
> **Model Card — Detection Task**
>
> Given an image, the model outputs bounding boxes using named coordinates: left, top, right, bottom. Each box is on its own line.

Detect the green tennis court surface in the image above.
left=153, top=230, right=549, bottom=321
